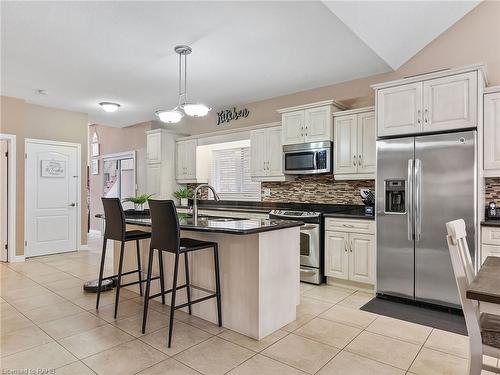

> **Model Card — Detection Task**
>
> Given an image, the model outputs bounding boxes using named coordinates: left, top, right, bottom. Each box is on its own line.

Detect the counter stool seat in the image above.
left=142, top=199, right=222, bottom=348
left=125, top=230, right=152, bottom=241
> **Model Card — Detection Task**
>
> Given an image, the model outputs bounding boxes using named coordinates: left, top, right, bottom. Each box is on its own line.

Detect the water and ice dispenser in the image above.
left=384, top=180, right=406, bottom=213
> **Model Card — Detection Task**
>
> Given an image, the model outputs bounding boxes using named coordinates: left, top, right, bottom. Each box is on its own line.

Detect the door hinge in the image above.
left=4, top=151, right=7, bottom=157
left=25, top=153, right=27, bottom=159
left=4, top=244, right=7, bottom=250
left=24, top=241, right=27, bottom=246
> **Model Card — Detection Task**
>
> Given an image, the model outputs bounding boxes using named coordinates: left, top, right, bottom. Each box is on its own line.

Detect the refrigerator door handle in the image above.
left=415, top=158, right=422, bottom=241
left=407, top=159, right=414, bottom=241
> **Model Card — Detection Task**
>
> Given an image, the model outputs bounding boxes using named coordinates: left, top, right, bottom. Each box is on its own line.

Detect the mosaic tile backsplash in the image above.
left=188, top=175, right=375, bottom=204
left=485, top=177, right=500, bottom=205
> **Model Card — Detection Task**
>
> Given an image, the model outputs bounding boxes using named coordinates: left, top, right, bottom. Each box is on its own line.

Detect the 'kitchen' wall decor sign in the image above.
left=217, top=107, right=250, bottom=125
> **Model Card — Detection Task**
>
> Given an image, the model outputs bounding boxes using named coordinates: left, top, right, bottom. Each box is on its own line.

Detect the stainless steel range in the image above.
left=269, top=210, right=322, bottom=284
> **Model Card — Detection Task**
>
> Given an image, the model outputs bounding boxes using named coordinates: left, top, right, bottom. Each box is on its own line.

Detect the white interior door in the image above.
left=25, top=141, right=79, bottom=257
left=0, top=140, right=8, bottom=261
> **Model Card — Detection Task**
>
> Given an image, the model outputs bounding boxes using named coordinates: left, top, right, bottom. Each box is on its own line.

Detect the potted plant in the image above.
left=174, top=188, right=191, bottom=207
left=122, top=193, right=153, bottom=212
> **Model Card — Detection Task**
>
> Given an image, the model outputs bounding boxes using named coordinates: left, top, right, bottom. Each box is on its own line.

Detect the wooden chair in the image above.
left=446, top=219, right=500, bottom=375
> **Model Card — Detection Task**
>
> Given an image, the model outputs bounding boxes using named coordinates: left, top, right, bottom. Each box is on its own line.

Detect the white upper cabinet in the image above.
left=373, top=65, right=485, bottom=138
left=281, top=111, right=305, bottom=145
left=250, top=126, right=287, bottom=181
left=304, top=106, right=332, bottom=143
left=278, top=100, right=347, bottom=146
left=176, top=139, right=206, bottom=183
left=484, top=88, right=500, bottom=176
left=377, top=82, right=423, bottom=137
left=423, top=71, right=477, bottom=132
left=146, top=131, right=163, bottom=163
left=333, top=107, right=375, bottom=180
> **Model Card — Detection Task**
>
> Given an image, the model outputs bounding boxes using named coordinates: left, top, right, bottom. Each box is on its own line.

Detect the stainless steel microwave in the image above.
left=283, top=141, right=332, bottom=175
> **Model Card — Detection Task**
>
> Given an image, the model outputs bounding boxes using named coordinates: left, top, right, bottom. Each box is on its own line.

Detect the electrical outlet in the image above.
left=263, top=188, right=271, bottom=197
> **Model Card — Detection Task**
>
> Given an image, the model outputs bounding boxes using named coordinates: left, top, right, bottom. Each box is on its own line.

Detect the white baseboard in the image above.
left=9, top=255, right=25, bottom=262
left=79, top=244, right=90, bottom=251
left=89, top=229, right=102, bottom=236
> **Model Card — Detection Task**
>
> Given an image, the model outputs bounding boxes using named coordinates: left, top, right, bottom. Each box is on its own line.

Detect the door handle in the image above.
left=69, top=203, right=76, bottom=207
left=417, top=110, right=422, bottom=124
left=344, top=240, right=348, bottom=252
left=358, top=154, right=362, bottom=166
left=424, top=109, right=429, bottom=124
left=407, top=159, right=414, bottom=241
left=415, top=158, right=422, bottom=241
left=350, top=238, right=353, bottom=252
left=353, top=155, right=357, bottom=166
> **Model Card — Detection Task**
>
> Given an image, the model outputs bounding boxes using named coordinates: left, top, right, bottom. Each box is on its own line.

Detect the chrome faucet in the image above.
left=193, top=184, right=220, bottom=223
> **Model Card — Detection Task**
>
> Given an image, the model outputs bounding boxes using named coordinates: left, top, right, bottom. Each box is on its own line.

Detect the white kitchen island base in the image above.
left=115, top=223, right=300, bottom=340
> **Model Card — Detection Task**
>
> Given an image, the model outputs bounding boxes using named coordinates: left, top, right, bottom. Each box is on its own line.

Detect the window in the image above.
left=210, top=146, right=260, bottom=201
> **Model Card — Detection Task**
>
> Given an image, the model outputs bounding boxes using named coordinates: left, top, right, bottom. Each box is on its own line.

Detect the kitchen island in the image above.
left=113, top=214, right=302, bottom=340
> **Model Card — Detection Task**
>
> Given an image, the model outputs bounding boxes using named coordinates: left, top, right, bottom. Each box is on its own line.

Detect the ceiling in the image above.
left=1, top=1, right=479, bottom=127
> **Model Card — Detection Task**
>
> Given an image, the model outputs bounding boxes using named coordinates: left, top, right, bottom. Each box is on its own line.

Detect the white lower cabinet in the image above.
left=325, top=218, right=375, bottom=285
left=481, top=225, right=500, bottom=264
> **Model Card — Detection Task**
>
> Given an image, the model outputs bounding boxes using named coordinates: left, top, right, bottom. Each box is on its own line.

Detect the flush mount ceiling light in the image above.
left=155, top=45, right=211, bottom=124
left=99, top=102, right=121, bottom=113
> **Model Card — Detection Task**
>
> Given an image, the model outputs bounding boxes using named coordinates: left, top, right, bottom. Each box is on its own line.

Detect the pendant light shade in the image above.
left=155, top=109, right=183, bottom=124
left=182, top=103, right=211, bottom=117
left=156, top=45, right=210, bottom=123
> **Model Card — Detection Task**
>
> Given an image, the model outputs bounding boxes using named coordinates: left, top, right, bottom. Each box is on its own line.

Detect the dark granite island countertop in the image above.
left=124, top=216, right=302, bottom=235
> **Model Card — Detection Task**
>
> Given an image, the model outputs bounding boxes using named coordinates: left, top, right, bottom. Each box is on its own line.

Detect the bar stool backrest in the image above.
left=148, top=199, right=180, bottom=254
left=102, top=197, right=126, bottom=241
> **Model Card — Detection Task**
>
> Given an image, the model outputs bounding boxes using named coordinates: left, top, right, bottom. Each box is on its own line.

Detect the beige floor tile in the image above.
left=90, top=299, right=144, bottom=322
left=262, top=333, right=339, bottom=374
left=54, top=361, right=97, bottom=375
left=43, top=276, right=87, bottom=292
left=58, top=324, right=134, bottom=359
left=83, top=339, right=167, bottom=375
left=1, top=284, right=50, bottom=301
left=346, top=331, right=420, bottom=370
left=182, top=315, right=225, bottom=335
left=297, top=296, right=334, bottom=316
left=317, top=350, right=405, bottom=375
left=337, top=291, right=374, bottom=309
left=319, top=304, right=378, bottom=329
left=8, top=291, right=66, bottom=312
left=424, top=329, right=469, bottom=358
left=218, top=329, right=288, bottom=352
left=294, top=317, right=361, bottom=349
left=0, top=324, right=53, bottom=357
left=228, top=354, right=307, bottom=375
left=39, top=311, right=107, bottom=339
left=175, top=336, right=254, bottom=375
left=140, top=321, right=212, bottom=356
left=23, top=300, right=84, bottom=324
left=409, top=347, right=468, bottom=375
left=302, top=285, right=354, bottom=304
left=0, top=310, right=35, bottom=334
left=0, top=342, right=77, bottom=371
left=28, top=270, right=75, bottom=284
left=112, top=309, right=169, bottom=337
left=136, top=358, right=200, bottom=375
left=300, top=283, right=316, bottom=294
left=366, top=316, right=432, bottom=345
left=282, top=313, right=316, bottom=332
left=0, top=277, right=39, bottom=292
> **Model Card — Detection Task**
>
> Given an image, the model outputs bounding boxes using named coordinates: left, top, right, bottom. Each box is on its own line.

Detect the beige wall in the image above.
left=0, top=96, right=89, bottom=256
left=88, top=122, right=152, bottom=231
left=168, top=1, right=500, bottom=135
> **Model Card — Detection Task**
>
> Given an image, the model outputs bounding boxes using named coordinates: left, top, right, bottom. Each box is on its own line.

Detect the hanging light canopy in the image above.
left=156, top=45, right=211, bottom=124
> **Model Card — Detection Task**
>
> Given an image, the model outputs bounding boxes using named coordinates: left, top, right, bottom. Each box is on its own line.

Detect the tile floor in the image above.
left=0, top=234, right=498, bottom=375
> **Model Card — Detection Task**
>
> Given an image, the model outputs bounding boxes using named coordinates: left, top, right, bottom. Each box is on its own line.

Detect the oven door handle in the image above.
left=301, top=224, right=319, bottom=231
left=300, top=268, right=317, bottom=275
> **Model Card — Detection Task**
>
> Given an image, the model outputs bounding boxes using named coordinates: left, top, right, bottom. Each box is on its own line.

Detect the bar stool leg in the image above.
left=184, top=253, right=192, bottom=315
left=213, top=244, right=222, bottom=327
left=168, top=253, right=180, bottom=348
left=96, top=237, right=108, bottom=309
left=158, top=251, right=165, bottom=305
left=136, top=240, right=143, bottom=296
left=142, top=246, right=155, bottom=334
left=114, top=241, right=125, bottom=319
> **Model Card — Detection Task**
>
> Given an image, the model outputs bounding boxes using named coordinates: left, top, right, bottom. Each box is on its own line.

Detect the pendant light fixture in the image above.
left=156, top=45, right=211, bottom=123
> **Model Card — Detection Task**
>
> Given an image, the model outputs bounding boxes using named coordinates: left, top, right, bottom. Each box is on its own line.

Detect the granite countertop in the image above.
left=124, top=215, right=302, bottom=235
left=481, top=220, right=500, bottom=227
left=467, top=256, right=500, bottom=304
left=323, top=207, right=375, bottom=220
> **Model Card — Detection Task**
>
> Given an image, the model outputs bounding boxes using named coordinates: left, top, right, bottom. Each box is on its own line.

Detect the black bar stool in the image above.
left=142, top=199, right=222, bottom=347
left=97, top=198, right=162, bottom=319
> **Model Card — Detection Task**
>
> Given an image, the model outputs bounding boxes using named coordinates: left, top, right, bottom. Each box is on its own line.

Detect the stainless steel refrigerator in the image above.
left=376, top=130, right=477, bottom=308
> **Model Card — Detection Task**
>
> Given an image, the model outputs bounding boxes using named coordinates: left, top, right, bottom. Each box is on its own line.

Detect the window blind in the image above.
left=210, top=147, right=261, bottom=201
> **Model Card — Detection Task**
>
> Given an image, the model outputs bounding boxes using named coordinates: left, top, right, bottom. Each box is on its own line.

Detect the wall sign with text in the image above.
left=217, top=107, right=250, bottom=125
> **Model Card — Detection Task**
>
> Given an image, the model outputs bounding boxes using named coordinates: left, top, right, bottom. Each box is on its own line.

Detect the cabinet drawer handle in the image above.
left=343, top=224, right=354, bottom=228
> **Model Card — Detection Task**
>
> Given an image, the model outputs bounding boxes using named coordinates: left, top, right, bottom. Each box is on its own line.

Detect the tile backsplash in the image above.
left=262, top=175, right=375, bottom=204
left=188, top=175, right=375, bottom=205
left=485, top=177, right=500, bottom=205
